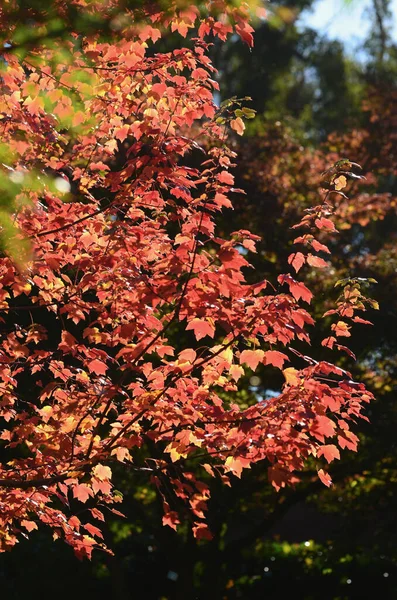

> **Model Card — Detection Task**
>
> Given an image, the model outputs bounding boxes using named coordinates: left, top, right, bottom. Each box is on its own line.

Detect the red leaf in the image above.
left=87, top=359, right=108, bottom=375
left=331, top=321, right=351, bottom=337
left=264, top=350, right=289, bottom=369
left=162, top=511, right=180, bottom=531
left=288, top=252, right=305, bottom=273
left=322, top=395, right=342, bottom=411
left=353, top=316, right=373, bottom=325
left=289, top=280, right=313, bottom=304
left=68, top=516, right=81, bottom=530
left=114, top=124, right=130, bottom=142
left=268, top=465, right=288, bottom=491
left=239, top=349, right=264, bottom=370
left=311, top=416, right=336, bottom=441
left=214, top=192, right=232, bottom=208
left=108, top=508, right=126, bottom=518
left=338, top=431, right=359, bottom=451
left=90, top=508, right=105, bottom=522
left=315, top=217, right=337, bottom=232
left=306, top=254, right=328, bottom=268
left=92, top=479, right=112, bottom=495
left=58, top=330, right=78, bottom=353
left=192, top=522, right=213, bottom=540
left=21, top=520, right=38, bottom=532
left=335, top=344, right=356, bottom=359
left=242, top=238, right=256, bottom=252
left=192, top=67, right=209, bottom=80
left=322, top=336, right=336, bottom=349
left=235, top=22, right=254, bottom=46
left=278, top=274, right=313, bottom=303
left=186, top=318, right=215, bottom=341
left=178, top=348, right=197, bottom=363
left=311, top=240, right=331, bottom=254
left=73, top=484, right=94, bottom=504
left=151, top=82, right=167, bottom=97
left=80, top=231, right=97, bottom=250
left=317, top=444, right=340, bottom=463
left=90, top=161, right=110, bottom=171
left=318, top=469, right=332, bottom=487
left=217, top=170, right=234, bottom=185
left=84, top=523, right=104, bottom=539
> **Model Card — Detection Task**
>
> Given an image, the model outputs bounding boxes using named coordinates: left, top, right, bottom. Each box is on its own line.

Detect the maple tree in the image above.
left=0, top=0, right=375, bottom=559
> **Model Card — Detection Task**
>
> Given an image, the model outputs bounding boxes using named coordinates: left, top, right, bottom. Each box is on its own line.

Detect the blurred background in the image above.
left=1, top=0, right=396, bottom=598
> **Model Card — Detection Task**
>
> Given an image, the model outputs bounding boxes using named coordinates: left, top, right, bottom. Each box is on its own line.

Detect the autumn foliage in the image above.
left=0, top=0, right=374, bottom=558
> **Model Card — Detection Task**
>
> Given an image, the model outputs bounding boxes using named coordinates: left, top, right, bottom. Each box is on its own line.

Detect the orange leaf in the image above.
left=25, top=95, right=44, bottom=115
left=203, top=463, right=215, bottom=477
left=230, top=117, right=245, bottom=136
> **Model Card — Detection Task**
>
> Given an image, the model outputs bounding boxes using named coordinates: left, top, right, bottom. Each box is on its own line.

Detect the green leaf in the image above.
left=242, top=107, right=256, bottom=119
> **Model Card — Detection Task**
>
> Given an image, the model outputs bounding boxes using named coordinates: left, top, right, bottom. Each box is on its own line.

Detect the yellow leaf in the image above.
left=334, top=175, right=347, bottom=191
left=225, top=456, right=250, bottom=478
left=93, top=464, right=112, bottom=481
left=283, top=367, right=300, bottom=386
left=61, top=416, right=76, bottom=433
left=189, top=432, right=202, bottom=447
left=225, top=456, right=243, bottom=478
left=39, top=406, right=53, bottom=423
left=229, top=364, right=244, bottom=382
left=169, top=447, right=183, bottom=462
left=221, top=346, right=233, bottom=364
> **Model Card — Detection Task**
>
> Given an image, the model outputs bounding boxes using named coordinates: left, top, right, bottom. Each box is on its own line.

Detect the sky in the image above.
left=298, top=0, right=397, bottom=45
